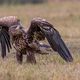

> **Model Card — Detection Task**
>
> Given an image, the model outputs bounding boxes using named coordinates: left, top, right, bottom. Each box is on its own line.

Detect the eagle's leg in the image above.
left=1, top=52, right=6, bottom=58
left=16, top=52, right=23, bottom=64
left=26, top=51, right=36, bottom=64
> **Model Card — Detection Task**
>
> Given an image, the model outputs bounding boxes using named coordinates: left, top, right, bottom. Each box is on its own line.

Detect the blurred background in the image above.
left=0, top=0, right=80, bottom=80
left=0, top=0, right=79, bottom=39
left=0, top=0, right=79, bottom=4
left=0, top=0, right=46, bottom=4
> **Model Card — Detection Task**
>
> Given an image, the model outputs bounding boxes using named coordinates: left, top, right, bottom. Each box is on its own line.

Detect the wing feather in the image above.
left=2, top=29, right=12, bottom=49
left=0, top=16, right=20, bottom=58
left=29, top=18, right=73, bottom=62
left=41, top=26, right=73, bottom=62
left=0, top=26, right=11, bottom=58
left=1, top=30, right=11, bottom=52
left=0, top=34, right=6, bottom=58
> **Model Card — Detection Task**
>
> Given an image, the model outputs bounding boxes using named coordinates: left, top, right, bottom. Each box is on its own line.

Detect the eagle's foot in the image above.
left=16, top=52, right=23, bottom=64
left=27, top=52, right=36, bottom=64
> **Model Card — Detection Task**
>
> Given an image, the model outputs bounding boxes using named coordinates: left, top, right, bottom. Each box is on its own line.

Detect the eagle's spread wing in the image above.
left=0, top=16, right=20, bottom=58
left=27, top=18, right=73, bottom=62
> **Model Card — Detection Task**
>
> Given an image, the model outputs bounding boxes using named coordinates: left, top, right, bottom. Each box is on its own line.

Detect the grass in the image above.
left=0, top=1, right=80, bottom=80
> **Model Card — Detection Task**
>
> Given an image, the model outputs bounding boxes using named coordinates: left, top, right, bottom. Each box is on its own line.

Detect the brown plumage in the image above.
left=0, top=16, right=73, bottom=64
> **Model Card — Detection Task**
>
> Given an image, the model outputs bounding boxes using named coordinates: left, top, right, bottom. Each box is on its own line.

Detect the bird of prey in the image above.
left=0, top=16, right=73, bottom=64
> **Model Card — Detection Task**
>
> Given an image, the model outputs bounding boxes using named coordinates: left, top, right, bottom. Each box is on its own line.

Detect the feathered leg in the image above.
left=16, top=52, right=23, bottom=64
left=26, top=51, right=36, bottom=64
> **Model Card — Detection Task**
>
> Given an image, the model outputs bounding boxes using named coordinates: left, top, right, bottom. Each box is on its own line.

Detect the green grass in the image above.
left=0, top=1, right=80, bottom=80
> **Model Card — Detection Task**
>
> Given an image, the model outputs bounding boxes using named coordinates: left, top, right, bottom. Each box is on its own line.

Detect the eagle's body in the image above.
left=10, top=28, right=37, bottom=63
left=0, top=16, right=73, bottom=64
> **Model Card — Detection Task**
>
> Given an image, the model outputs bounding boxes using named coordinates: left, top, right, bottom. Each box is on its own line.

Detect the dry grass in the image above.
left=0, top=1, right=80, bottom=80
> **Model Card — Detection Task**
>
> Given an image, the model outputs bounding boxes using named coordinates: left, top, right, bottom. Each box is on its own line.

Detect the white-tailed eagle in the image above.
left=0, top=16, right=73, bottom=63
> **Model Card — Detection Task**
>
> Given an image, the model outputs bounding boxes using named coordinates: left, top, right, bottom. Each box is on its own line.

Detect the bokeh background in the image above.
left=0, top=0, right=80, bottom=80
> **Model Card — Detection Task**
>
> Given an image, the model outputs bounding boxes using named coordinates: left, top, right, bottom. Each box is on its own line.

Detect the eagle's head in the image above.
left=9, top=24, right=23, bottom=40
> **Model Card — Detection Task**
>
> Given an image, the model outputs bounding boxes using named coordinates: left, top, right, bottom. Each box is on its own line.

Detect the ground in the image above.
left=0, top=1, right=80, bottom=80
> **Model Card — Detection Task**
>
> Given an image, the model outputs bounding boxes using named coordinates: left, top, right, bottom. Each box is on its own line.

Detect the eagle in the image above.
left=0, top=16, right=73, bottom=64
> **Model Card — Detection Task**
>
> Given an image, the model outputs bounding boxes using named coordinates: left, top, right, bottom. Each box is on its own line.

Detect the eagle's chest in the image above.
left=13, top=37, right=27, bottom=52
